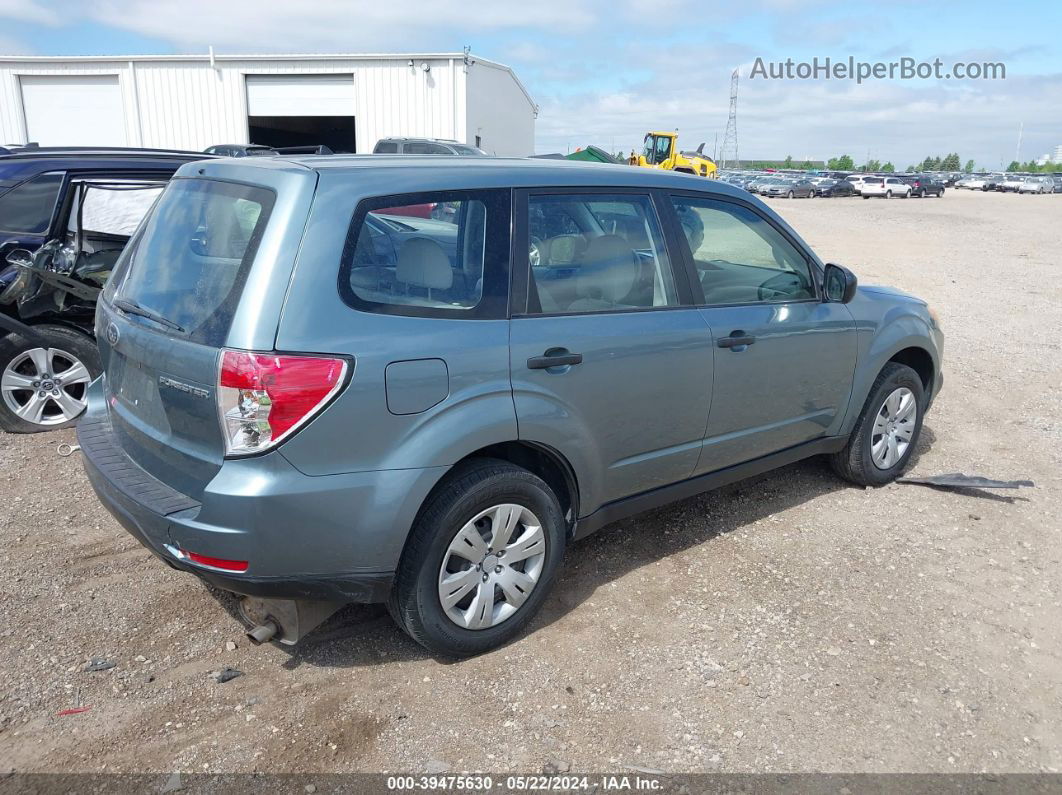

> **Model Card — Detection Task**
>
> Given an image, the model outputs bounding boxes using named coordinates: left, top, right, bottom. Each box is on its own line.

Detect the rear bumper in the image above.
left=77, top=393, right=445, bottom=603
left=81, top=452, right=394, bottom=602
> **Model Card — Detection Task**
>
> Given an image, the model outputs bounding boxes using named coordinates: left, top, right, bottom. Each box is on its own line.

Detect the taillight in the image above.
left=218, top=350, right=347, bottom=456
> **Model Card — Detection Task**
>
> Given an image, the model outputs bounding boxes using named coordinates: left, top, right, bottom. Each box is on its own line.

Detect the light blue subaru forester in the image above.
left=79, top=156, right=943, bottom=656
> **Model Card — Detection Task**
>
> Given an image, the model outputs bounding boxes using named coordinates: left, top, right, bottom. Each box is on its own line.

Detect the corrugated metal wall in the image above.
left=0, top=56, right=514, bottom=153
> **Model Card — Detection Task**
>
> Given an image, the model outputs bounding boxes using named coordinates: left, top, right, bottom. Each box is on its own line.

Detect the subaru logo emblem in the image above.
left=106, top=322, right=120, bottom=346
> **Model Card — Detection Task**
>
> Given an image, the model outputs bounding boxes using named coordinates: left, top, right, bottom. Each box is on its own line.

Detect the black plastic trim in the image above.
left=573, top=435, right=847, bottom=539
left=77, top=414, right=201, bottom=516
left=182, top=566, right=394, bottom=603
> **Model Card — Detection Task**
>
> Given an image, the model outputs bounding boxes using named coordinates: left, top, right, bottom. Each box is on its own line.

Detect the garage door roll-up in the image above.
left=245, top=75, right=354, bottom=116
left=20, top=75, right=125, bottom=146
left=246, top=74, right=357, bottom=153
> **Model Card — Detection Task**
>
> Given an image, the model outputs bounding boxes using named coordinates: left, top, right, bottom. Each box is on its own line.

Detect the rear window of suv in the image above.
left=111, top=178, right=274, bottom=345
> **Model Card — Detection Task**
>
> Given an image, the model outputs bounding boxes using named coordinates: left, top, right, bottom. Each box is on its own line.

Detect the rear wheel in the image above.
left=830, top=363, right=925, bottom=487
left=390, top=459, right=567, bottom=657
left=0, top=324, right=100, bottom=433
left=885, top=190, right=893, bottom=199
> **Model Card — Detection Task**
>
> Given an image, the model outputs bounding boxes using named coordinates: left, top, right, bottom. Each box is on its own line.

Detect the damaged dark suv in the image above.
left=0, top=148, right=207, bottom=432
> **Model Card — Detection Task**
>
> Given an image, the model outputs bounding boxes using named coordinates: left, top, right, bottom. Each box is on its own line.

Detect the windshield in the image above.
left=112, top=178, right=274, bottom=345
left=643, top=135, right=672, bottom=165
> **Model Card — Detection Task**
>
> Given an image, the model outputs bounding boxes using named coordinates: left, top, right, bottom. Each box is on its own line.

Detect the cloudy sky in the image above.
left=2, top=0, right=1060, bottom=167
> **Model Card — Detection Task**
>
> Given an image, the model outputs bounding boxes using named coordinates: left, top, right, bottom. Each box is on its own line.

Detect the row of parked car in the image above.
left=953, top=173, right=1062, bottom=193
left=721, top=169, right=1062, bottom=200
left=720, top=171, right=948, bottom=199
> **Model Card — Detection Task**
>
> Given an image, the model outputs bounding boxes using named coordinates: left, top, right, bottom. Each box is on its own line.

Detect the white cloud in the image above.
left=0, top=0, right=59, bottom=25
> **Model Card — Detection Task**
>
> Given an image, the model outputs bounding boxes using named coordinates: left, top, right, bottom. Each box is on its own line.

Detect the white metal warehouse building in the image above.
left=0, top=52, right=537, bottom=156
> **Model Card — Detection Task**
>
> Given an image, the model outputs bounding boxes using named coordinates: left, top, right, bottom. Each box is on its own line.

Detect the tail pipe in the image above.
left=238, top=597, right=343, bottom=646
left=246, top=620, right=278, bottom=645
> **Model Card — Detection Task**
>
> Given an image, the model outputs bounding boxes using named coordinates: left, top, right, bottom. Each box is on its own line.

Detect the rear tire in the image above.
left=830, top=363, right=925, bottom=487
left=390, top=459, right=567, bottom=657
left=0, top=324, right=100, bottom=433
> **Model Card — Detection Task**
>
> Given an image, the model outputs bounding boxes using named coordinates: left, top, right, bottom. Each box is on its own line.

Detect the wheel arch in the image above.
left=432, top=441, right=579, bottom=535
left=839, top=310, right=940, bottom=437
left=887, top=346, right=934, bottom=394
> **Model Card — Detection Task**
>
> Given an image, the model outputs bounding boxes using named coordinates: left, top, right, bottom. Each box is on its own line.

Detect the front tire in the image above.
left=390, top=459, right=567, bottom=657
left=830, top=363, right=925, bottom=487
left=0, top=324, right=100, bottom=433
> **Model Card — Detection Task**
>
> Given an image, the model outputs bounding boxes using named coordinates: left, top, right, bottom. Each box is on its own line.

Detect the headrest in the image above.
left=576, top=234, right=639, bottom=304
left=397, top=237, right=452, bottom=290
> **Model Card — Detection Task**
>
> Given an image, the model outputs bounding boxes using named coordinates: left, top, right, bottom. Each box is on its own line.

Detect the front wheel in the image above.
left=0, top=324, right=100, bottom=433
left=786, top=190, right=794, bottom=199
left=390, top=459, right=567, bottom=657
left=830, top=363, right=925, bottom=487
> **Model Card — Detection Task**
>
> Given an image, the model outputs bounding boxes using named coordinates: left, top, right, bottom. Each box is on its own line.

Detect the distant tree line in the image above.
left=823, top=152, right=1062, bottom=175
left=1004, top=160, right=1061, bottom=173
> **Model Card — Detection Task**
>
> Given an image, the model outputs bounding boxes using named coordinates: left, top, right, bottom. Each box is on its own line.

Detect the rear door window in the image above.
left=525, top=193, right=680, bottom=314
left=374, top=141, right=399, bottom=153
left=339, top=189, right=511, bottom=319
left=0, top=171, right=64, bottom=234
left=111, top=178, right=275, bottom=345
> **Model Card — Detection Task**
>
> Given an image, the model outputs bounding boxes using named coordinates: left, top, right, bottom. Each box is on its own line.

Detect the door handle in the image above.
left=717, top=331, right=756, bottom=349
left=527, top=350, right=583, bottom=370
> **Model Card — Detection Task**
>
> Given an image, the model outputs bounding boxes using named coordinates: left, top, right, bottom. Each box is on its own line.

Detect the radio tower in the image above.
left=719, top=68, right=739, bottom=169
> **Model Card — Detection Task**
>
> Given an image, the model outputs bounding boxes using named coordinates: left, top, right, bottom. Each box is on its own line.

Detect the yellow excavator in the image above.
left=630, top=131, right=717, bottom=178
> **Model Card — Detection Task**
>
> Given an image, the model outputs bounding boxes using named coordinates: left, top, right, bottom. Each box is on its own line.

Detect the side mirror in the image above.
left=5, top=248, right=34, bottom=268
left=824, top=263, right=857, bottom=303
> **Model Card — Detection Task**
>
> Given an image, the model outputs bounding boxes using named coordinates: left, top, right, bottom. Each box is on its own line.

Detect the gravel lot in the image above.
left=1, top=188, right=1059, bottom=776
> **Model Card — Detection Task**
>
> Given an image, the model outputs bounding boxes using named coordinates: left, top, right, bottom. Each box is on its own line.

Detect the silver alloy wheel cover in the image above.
left=871, top=386, right=917, bottom=470
left=1, top=346, right=92, bottom=426
left=438, top=503, right=547, bottom=630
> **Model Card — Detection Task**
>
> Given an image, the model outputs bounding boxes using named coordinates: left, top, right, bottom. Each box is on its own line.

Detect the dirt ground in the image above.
left=1, top=188, right=1059, bottom=776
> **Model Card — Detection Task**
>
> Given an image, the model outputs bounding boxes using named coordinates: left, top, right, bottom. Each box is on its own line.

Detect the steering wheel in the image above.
left=758, top=271, right=803, bottom=301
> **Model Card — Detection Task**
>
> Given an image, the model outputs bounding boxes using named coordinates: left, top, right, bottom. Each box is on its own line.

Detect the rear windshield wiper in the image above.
left=112, top=298, right=186, bottom=333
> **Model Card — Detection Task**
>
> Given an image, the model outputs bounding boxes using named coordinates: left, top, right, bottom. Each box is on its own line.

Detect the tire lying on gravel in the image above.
left=390, top=459, right=567, bottom=657
left=0, top=324, right=100, bottom=433
left=830, top=362, right=925, bottom=487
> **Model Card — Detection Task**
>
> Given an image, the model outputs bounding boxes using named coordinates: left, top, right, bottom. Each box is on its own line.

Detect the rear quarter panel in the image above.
left=272, top=169, right=518, bottom=478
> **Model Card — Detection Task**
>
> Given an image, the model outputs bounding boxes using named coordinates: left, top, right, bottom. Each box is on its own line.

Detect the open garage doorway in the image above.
left=245, top=75, right=357, bottom=153
left=248, top=115, right=356, bottom=152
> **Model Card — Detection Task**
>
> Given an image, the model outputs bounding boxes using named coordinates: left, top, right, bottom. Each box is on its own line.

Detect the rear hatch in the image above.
left=96, top=164, right=313, bottom=498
